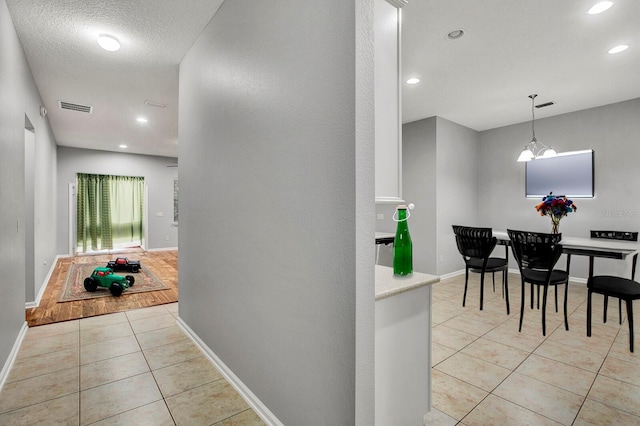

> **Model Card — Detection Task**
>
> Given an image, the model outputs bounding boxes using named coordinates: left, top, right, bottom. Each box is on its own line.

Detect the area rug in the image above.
left=59, top=263, right=169, bottom=302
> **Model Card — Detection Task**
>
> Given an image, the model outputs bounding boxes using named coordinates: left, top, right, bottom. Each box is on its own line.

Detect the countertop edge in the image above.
left=375, top=265, right=440, bottom=301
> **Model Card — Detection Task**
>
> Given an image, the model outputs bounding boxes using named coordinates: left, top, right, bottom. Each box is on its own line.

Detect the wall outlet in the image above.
left=377, top=213, right=384, bottom=220
left=165, top=236, right=170, bottom=241
left=156, top=212, right=164, bottom=217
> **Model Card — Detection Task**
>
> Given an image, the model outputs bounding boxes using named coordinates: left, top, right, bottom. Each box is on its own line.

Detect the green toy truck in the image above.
left=84, top=267, right=135, bottom=297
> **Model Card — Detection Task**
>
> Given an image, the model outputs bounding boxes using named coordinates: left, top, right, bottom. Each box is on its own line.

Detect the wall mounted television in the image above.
left=525, top=150, right=594, bottom=198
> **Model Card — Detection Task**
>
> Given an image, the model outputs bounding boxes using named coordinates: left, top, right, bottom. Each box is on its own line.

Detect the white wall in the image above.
left=374, top=0, right=401, bottom=202
left=178, top=1, right=374, bottom=425
left=399, top=116, right=478, bottom=275
left=478, top=98, right=640, bottom=278
left=1, top=0, right=58, bottom=370
left=436, top=117, right=480, bottom=274
left=56, top=146, right=178, bottom=254
left=401, top=117, right=437, bottom=273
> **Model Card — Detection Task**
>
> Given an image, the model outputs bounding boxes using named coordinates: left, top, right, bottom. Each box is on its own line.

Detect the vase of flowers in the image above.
left=535, top=192, right=577, bottom=234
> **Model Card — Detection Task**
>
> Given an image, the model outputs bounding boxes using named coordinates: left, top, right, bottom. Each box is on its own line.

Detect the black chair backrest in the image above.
left=507, top=229, right=563, bottom=271
left=452, top=225, right=497, bottom=260
left=590, top=230, right=639, bottom=280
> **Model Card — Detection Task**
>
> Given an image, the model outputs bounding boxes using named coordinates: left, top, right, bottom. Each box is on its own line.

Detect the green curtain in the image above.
left=77, top=173, right=144, bottom=252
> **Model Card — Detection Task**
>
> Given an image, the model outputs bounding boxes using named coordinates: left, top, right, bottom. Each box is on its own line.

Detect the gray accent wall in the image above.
left=56, top=146, right=179, bottom=254
left=178, top=1, right=373, bottom=425
left=1, top=0, right=58, bottom=366
left=478, top=98, right=640, bottom=278
left=402, top=98, right=640, bottom=279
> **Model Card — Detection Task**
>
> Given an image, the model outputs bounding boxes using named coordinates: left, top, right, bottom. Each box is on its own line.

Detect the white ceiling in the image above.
left=402, top=0, right=640, bottom=130
left=6, top=0, right=224, bottom=158
left=6, top=1, right=640, bottom=158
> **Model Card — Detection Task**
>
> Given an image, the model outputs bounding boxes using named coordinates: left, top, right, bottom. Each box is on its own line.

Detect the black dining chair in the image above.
left=587, top=230, right=640, bottom=352
left=452, top=225, right=509, bottom=314
left=508, top=229, right=569, bottom=336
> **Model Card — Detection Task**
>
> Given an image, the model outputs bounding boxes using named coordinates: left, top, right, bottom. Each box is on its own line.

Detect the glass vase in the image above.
left=551, top=216, right=561, bottom=234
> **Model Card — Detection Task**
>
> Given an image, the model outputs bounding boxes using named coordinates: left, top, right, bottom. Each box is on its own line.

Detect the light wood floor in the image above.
left=26, top=249, right=178, bottom=327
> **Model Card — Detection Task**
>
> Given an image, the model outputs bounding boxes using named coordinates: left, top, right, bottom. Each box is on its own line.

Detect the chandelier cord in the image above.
left=530, top=94, right=537, bottom=143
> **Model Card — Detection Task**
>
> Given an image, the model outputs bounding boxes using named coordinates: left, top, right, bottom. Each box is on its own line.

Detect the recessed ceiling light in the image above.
left=97, top=35, right=120, bottom=52
left=588, top=1, right=613, bottom=14
left=406, top=78, right=420, bottom=85
left=119, top=144, right=127, bottom=149
left=608, top=44, right=629, bottom=54
left=446, top=29, right=465, bottom=40
left=136, top=117, right=148, bottom=123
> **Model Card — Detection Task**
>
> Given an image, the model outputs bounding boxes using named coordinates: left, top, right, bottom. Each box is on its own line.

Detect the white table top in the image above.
left=493, top=230, right=639, bottom=258
left=375, top=265, right=440, bottom=301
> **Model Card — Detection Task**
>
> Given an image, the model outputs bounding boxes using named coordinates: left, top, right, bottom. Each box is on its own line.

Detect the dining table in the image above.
left=492, top=230, right=640, bottom=277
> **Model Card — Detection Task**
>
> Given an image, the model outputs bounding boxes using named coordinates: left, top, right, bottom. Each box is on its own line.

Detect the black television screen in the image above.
left=525, top=150, right=594, bottom=198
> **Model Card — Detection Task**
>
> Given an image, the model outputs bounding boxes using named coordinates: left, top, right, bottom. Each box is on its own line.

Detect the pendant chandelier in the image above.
left=517, top=94, right=557, bottom=162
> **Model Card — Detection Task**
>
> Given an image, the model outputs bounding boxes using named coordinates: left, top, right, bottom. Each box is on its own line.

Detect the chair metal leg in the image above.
left=555, top=285, right=559, bottom=313
left=504, top=270, right=510, bottom=315
left=603, top=295, right=608, bottom=323
left=480, top=271, right=485, bottom=310
left=626, top=299, right=634, bottom=353
left=537, top=285, right=541, bottom=310
left=587, top=289, right=593, bottom=337
left=519, top=278, right=526, bottom=332
left=463, top=267, right=469, bottom=307
left=492, top=272, right=496, bottom=292
left=530, top=285, right=534, bottom=309
left=542, top=284, right=549, bottom=336
left=619, top=298, right=623, bottom=325
left=563, top=282, right=569, bottom=331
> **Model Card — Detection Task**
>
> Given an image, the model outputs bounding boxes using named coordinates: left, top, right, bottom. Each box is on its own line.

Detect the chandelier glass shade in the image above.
left=517, top=94, right=557, bottom=162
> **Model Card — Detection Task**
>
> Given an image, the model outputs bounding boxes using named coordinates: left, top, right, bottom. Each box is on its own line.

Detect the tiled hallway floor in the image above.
left=426, top=273, right=640, bottom=426
left=5, top=273, right=640, bottom=425
left=0, top=303, right=265, bottom=426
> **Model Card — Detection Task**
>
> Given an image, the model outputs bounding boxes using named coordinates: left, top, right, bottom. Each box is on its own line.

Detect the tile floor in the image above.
left=426, top=272, right=640, bottom=426
left=4, top=274, right=640, bottom=425
left=0, top=303, right=265, bottom=426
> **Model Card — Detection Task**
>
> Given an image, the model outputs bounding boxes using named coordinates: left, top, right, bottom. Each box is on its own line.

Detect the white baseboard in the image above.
left=176, top=318, right=283, bottom=426
left=0, top=322, right=28, bottom=394
left=146, top=246, right=178, bottom=252
left=26, top=255, right=63, bottom=309
left=438, top=270, right=464, bottom=281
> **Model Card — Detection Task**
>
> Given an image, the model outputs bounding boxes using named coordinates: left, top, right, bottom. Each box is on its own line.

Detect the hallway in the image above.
left=1, top=303, right=264, bottom=425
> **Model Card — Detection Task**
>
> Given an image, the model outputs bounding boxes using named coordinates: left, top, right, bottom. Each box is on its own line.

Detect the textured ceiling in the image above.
left=6, top=1, right=640, bottom=158
left=402, top=0, right=640, bottom=130
left=7, top=0, right=224, bottom=158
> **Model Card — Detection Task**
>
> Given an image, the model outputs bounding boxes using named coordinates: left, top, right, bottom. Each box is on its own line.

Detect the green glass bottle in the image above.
left=393, top=205, right=413, bottom=275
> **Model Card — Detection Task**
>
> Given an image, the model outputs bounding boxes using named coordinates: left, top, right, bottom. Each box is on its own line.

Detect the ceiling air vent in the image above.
left=58, top=101, right=93, bottom=114
left=535, top=101, right=555, bottom=109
